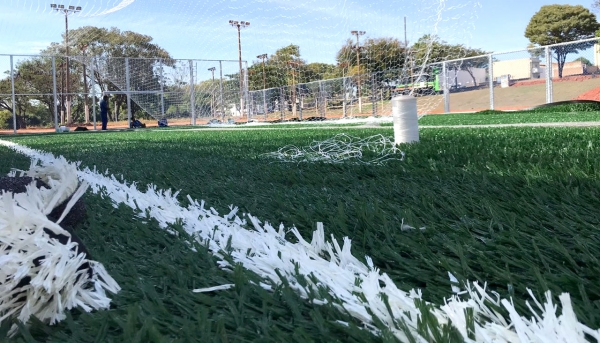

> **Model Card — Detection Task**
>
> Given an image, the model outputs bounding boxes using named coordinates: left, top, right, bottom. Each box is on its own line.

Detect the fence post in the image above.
left=159, top=59, right=165, bottom=117
left=10, top=55, right=17, bottom=134
left=263, top=89, right=267, bottom=122
left=299, top=90, right=303, bottom=121
left=219, top=60, right=225, bottom=122
left=52, top=57, right=59, bottom=131
left=90, top=60, right=97, bottom=131
left=442, top=61, right=450, bottom=113
left=489, top=54, right=494, bottom=110
left=125, top=57, right=132, bottom=126
left=372, top=73, right=376, bottom=117
left=318, top=80, right=324, bottom=117
left=342, top=76, right=347, bottom=118
left=280, top=87, right=285, bottom=121
left=189, top=60, right=196, bottom=125
left=245, top=61, right=250, bottom=122
left=545, top=46, right=553, bottom=104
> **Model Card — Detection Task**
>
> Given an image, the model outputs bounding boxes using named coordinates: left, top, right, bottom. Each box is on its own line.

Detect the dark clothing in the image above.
left=100, top=99, right=109, bottom=130
left=130, top=119, right=144, bottom=128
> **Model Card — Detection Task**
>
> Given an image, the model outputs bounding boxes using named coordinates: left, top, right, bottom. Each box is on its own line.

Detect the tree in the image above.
left=410, top=34, right=460, bottom=65
left=411, top=35, right=489, bottom=86
left=43, top=26, right=174, bottom=120
left=336, top=37, right=407, bottom=78
left=574, top=57, right=593, bottom=66
left=302, top=63, right=340, bottom=82
left=13, top=57, right=56, bottom=122
left=525, top=4, right=599, bottom=77
left=0, top=67, right=37, bottom=128
left=527, top=43, right=544, bottom=60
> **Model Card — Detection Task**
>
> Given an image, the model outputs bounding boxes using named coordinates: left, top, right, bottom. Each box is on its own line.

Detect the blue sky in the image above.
left=0, top=0, right=597, bottom=80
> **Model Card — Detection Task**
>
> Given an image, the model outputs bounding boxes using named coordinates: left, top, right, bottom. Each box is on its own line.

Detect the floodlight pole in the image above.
left=257, top=54, right=267, bottom=90
left=51, top=4, right=81, bottom=125
left=351, top=30, right=365, bottom=114
left=230, top=20, right=250, bottom=118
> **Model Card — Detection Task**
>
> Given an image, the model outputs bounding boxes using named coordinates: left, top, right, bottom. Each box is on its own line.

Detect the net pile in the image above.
left=0, top=157, right=120, bottom=334
left=261, top=133, right=405, bottom=165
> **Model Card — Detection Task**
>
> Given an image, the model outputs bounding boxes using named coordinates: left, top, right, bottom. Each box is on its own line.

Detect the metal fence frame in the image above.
left=0, top=55, right=246, bottom=133
left=2, top=37, right=600, bottom=133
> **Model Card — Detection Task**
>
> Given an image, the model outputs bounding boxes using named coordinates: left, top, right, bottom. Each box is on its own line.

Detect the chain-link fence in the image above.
left=3, top=37, right=600, bottom=132
left=0, top=54, right=244, bottom=132
left=437, top=37, right=600, bottom=113
left=249, top=37, right=600, bottom=121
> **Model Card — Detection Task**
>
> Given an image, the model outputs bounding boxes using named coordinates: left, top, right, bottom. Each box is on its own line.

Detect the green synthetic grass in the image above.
left=1, top=126, right=600, bottom=342
left=418, top=111, right=600, bottom=126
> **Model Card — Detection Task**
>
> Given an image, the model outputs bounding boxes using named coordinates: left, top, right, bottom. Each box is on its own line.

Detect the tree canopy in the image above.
left=336, top=37, right=407, bottom=78
left=410, top=35, right=488, bottom=86
left=525, top=4, right=599, bottom=77
left=247, top=44, right=341, bottom=90
left=0, top=26, right=174, bottom=127
left=49, top=26, right=173, bottom=120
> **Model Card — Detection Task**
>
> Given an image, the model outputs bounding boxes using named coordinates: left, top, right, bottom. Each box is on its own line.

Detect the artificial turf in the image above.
left=1, top=125, right=599, bottom=342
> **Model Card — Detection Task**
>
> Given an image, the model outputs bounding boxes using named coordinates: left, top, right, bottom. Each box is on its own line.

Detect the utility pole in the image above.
left=50, top=4, right=81, bottom=124
left=351, top=30, right=365, bottom=114
left=208, top=67, right=216, bottom=117
left=229, top=20, right=250, bottom=118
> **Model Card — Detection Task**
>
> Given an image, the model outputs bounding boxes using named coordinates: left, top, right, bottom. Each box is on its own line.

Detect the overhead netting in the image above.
left=0, top=0, right=479, bottom=124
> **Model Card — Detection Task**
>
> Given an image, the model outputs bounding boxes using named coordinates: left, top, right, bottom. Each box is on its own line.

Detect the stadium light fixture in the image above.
left=229, top=19, right=250, bottom=118
left=50, top=4, right=82, bottom=125
left=350, top=30, right=366, bottom=113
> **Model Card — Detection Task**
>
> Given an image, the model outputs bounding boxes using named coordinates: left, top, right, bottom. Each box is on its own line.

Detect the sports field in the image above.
left=1, top=110, right=599, bottom=342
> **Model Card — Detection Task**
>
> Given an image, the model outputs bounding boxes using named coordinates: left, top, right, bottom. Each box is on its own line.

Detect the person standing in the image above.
left=100, top=95, right=109, bottom=130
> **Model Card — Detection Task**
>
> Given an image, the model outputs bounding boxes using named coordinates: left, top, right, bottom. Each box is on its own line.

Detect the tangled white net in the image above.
left=0, top=157, right=120, bottom=335
left=261, top=133, right=405, bottom=165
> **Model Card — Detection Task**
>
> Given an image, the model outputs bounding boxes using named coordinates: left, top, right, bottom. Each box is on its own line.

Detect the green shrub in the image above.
left=0, top=110, right=11, bottom=129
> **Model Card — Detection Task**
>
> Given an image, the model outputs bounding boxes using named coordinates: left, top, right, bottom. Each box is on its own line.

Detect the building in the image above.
left=540, top=61, right=587, bottom=77
left=492, top=58, right=541, bottom=81
left=440, top=68, right=487, bottom=89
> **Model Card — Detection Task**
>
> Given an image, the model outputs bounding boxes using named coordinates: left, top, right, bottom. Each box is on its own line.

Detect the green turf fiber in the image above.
left=417, top=110, right=600, bottom=126
left=1, top=126, right=599, bottom=341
